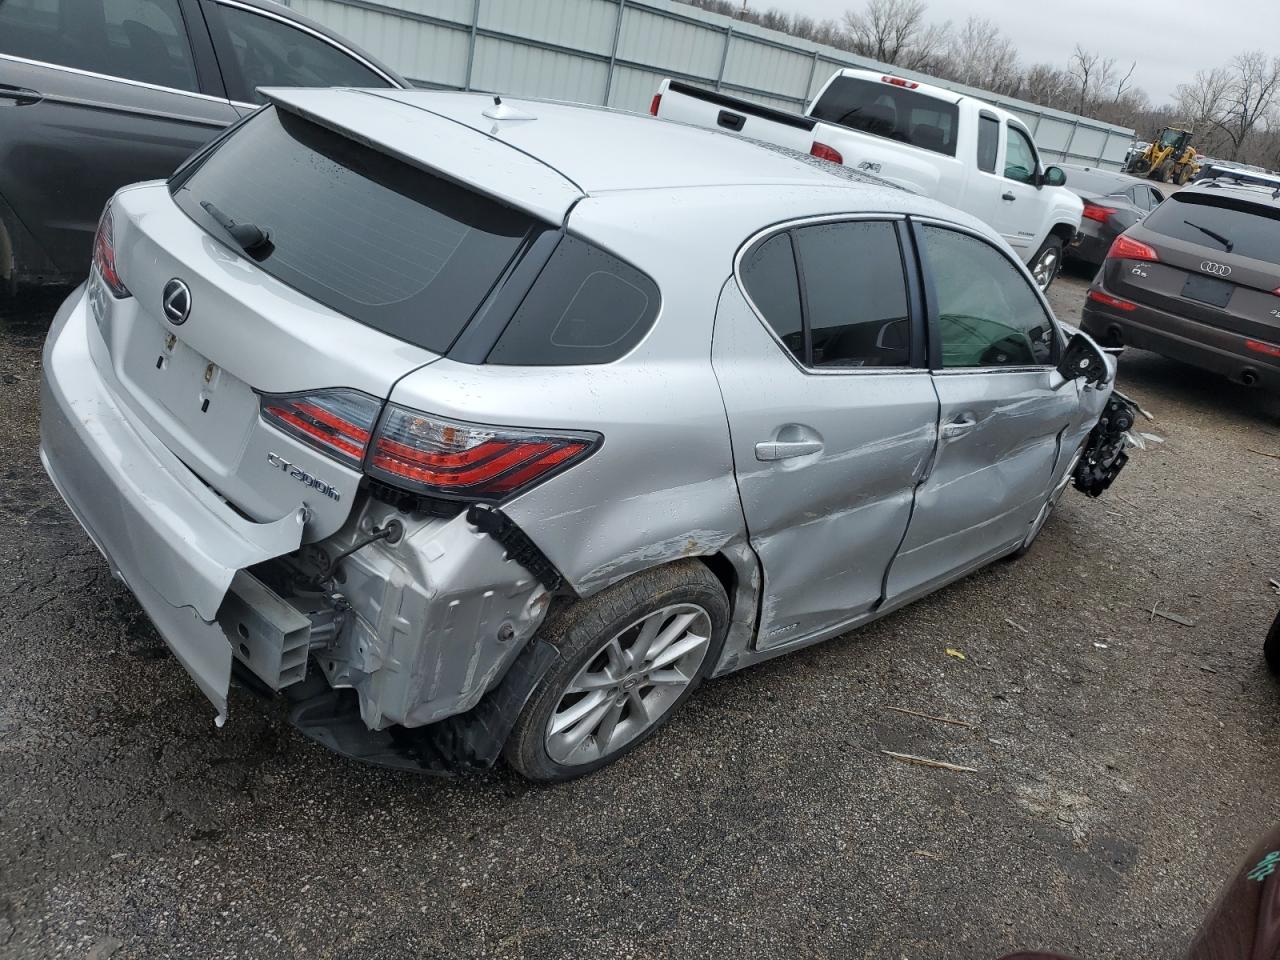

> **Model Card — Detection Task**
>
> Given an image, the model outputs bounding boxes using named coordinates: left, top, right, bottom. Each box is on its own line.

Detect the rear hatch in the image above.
left=99, top=95, right=577, bottom=539
left=1108, top=188, right=1280, bottom=346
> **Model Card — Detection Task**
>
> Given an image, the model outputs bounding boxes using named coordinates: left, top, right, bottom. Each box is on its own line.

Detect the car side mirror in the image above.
left=1042, top=165, right=1067, bottom=187
left=1057, top=333, right=1108, bottom=385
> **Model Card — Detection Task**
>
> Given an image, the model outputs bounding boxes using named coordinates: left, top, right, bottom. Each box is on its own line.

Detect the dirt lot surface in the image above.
left=2, top=268, right=1279, bottom=960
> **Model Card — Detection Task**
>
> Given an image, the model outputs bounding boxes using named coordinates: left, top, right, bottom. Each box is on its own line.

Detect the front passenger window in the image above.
left=1004, top=126, right=1038, bottom=185
left=920, top=225, right=1055, bottom=369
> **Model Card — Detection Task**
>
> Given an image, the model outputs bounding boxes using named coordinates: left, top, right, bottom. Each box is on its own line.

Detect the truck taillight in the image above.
left=92, top=204, right=130, bottom=298
left=810, top=142, right=843, bottom=164
left=366, top=406, right=600, bottom=501
left=881, top=75, right=919, bottom=89
left=259, top=389, right=382, bottom=468
left=649, top=93, right=662, bottom=116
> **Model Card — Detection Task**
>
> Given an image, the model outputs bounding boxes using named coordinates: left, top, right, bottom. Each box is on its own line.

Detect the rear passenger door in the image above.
left=713, top=217, right=939, bottom=649
left=885, top=221, right=1079, bottom=602
left=0, top=0, right=237, bottom=279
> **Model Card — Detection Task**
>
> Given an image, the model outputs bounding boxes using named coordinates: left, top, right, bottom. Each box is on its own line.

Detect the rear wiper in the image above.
left=200, top=200, right=273, bottom=259
left=1182, top=218, right=1234, bottom=252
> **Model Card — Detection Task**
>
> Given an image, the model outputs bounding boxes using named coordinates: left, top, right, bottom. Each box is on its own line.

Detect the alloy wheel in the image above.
left=544, top=603, right=712, bottom=766
left=1032, top=248, right=1059, bottom=290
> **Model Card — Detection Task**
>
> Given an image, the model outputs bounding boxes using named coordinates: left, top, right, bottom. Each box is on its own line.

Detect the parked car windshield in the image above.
left=1142, top=191, right=1280, bottom=263
left=809, top=76, right=959, bottom=157
left=170, top=106, right=535, bottom=354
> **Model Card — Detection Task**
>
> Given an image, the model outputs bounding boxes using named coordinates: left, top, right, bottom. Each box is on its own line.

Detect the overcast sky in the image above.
left=774, top=0, right=1265, bottom=104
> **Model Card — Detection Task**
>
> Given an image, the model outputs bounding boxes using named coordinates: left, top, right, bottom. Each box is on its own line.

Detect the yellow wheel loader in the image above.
left=1125, top=127, right=1199, bottom=184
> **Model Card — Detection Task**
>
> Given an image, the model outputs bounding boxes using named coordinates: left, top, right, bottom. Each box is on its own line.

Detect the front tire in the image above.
left=503, top=560, right=729, bottom=782
left=1030, top=235, right=1063, bottom=291
left=1265, top=609, right=1280, bottom=676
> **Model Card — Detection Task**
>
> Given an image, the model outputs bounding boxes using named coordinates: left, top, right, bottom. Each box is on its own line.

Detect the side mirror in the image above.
left=1057, top=332, right=1109, bottom=385
left=1042, top=165, right=1067, bottom=187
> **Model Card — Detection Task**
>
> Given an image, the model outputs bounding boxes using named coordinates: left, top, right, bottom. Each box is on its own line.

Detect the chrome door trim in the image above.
left=731, top=211, right=929, bottom=379
left=0, top=53, right=232, bottom=106
left=212, top=0, right=402, bottom=89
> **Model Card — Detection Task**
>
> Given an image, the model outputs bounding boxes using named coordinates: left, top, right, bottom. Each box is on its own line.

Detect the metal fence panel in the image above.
left=290, top=0, right=1134, bottom=168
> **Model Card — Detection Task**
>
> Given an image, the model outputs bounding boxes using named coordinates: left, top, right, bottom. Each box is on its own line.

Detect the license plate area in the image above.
left=1181, top=273, right=1234, bottom=308
left=112, top=311, right=258, bottom=467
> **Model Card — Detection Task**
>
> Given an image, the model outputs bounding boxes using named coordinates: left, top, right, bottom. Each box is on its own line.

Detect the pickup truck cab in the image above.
left=654, top=69, right=1083, bottom=290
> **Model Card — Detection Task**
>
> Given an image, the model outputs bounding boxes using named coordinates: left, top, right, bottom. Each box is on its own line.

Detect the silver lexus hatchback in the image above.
left=40, top=89, right=1132, bottom=781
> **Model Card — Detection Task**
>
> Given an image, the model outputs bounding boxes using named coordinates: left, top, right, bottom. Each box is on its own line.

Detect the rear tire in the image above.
left=503, top=560, right=729, bottom=783
left=1030, top=236, right=1063, bottom=292
left=1265, top=609, right=1280, bottom=677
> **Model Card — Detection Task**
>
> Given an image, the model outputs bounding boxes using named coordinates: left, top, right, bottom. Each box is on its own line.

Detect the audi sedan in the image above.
left=41, top=88, right=1130, bottom=781
left=1081, top=174, right=1280, bottom=390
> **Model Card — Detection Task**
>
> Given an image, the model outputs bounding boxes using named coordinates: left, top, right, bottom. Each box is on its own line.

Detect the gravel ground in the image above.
left=2, top=269, right=1279, bottom=960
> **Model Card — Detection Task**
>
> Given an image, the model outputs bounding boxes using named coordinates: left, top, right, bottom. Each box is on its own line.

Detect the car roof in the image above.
left=1061, top=165, right=1149, bottom=199
left=1183, top=179, right=1280, bottom=207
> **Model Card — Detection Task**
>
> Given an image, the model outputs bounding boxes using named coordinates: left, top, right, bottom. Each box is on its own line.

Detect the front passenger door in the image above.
left=990, top=122, right=1042, bottom=258
left=885, top=222, right=1079, bottom=602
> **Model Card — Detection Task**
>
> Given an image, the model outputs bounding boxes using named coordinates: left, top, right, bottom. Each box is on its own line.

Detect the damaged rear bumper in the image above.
left=40, top=286, right=306, bottom=719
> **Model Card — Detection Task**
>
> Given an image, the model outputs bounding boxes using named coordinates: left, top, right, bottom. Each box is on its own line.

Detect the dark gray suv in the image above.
left=0, top=0, right=405, bottom=292
left=1081, top=173, right=1280, bottom=390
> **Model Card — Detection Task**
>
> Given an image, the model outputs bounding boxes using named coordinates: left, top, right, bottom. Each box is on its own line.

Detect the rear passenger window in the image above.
left=740, top=220, right=911, bottom=369
left=977, top=115, right=1000, bottom=174
left=920, top=225, right=1055, bottom=368
left=739, top=232, right=804, bottom=360
left=0, top=0, right=199, bottom=93
left=793, top=221, right=910, bottom=368
left=487, top=236, right=661, bottom=365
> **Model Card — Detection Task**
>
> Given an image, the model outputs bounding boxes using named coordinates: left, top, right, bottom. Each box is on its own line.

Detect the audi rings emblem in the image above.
left=1200, top=260, right=1232, bottom=277
left=162, top=278, right=192, bottom=325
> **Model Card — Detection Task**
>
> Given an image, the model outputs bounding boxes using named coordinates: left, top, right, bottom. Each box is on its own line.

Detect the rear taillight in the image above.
left=1245, top=339, right=1280, bottom=358
left=92, top=204, right=130, bottom=298
left=259, top=389, right=381, bottom=469
left=366, top=406, right=599, bottom=501
left=1081, top=202, right=1117, bottom=223
left=1088, top=289, right=1137, bottom=312
left=810, top=142, right=843, bottom=164
left=649, top=93, right=662, bottom=116
left=1106, top=234, right=1159, bottom=262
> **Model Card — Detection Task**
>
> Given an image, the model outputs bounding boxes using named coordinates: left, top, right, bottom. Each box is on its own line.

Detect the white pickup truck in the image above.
left=652, top=69, right=1083, bottom=290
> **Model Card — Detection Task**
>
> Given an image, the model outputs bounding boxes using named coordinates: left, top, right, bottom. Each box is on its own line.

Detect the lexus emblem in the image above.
left=162, top=278, right=191, bottom=325
left=1200, top=260, right=1232, bottom=277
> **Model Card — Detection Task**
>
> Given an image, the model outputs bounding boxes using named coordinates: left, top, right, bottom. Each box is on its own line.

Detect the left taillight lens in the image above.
left=810, top=142, right=843, bottom=164
left=92, top=204, right=130, bottom=298
left=366, top=406, right=600, bottom=501
left=649, top=93, right=662, bottom=116
left=259, top=389, right=382, bottom=468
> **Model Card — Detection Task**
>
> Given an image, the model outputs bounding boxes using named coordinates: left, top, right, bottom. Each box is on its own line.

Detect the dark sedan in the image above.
left=1080, top=175, right=1280, bottom=391
left=1062, top=165, right=1166, bottom=268
left=0, top=0, right=407, bottom=293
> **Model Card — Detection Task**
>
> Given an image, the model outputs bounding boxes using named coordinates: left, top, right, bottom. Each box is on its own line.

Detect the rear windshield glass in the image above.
left=1142, top=191, right=1280, bottom=264
left=171, top=107, right=535, bottom=353
left=810, top=77, right=959, bottom=157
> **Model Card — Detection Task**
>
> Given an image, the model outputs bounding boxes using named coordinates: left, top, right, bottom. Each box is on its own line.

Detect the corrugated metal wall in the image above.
left=288, top=0, right=1135, bottom=169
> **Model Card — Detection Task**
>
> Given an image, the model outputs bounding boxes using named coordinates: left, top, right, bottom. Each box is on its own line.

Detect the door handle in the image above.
left=1001, top=191, right=1017, bottom=201
left=0, top=84, right=44, bottom=106
left=940, top=415, right=978, bottom=440
left=755, top=439, right=823, bottom=461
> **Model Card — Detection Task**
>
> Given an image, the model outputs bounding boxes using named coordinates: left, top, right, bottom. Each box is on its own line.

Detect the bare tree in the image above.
left=841, top=0, right=950, bottom=72
left=1216, top=51, right=1280, bottom=159
left=1068, top=45, right=1117, bottom=115
left=1021, top=63, right=1075, bottom=108
left=940, top=17, right=1019, bottom=94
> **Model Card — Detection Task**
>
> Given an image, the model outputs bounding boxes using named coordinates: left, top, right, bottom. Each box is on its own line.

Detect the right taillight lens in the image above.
left=1106, top=233, right=1159, bottom=262
left=649, top=93, right=662, bottom=116
left=366, top=406, right=600, bottom=501
left=92, top=203, right=130, bottom=298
